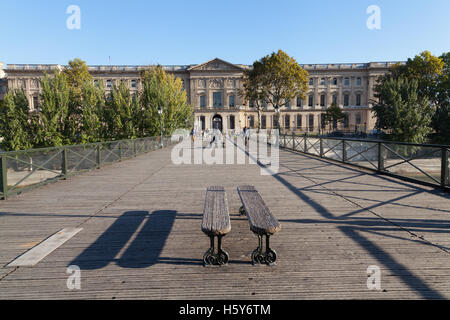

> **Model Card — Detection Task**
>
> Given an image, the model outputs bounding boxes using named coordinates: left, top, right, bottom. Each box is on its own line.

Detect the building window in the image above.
left=308, top=114, right=314, bottom=131
left=285, top=98, right=291, bottom=109
left=296, top=114, right=302, bottom=129
left=249, top=100, right=255, bottom=108
left=332, top=94, right=337, bottom=106
left=344, top=78, right=350, bottom=86
left=284, top=115, right=290, bottom=129
left=32, top=96, right=39, bottom=109
left=229, top=115, right=235, bottom=130
left=332, top=78, right=338, bottom=85
left=200, top=95, right=206, bottom=108
left=309, top=78, right=314, bottom=86
left=356, top=112, right=361, bottom=125
left=320, top=94, right=325, bottom=107
left=320, top=78, right=326, bottom=86
left=229, top=95, right=235, bottom=107
left=344, top=94, right=350, bottom=107
left=273, top=114, right=280, bottom=129
left=213, top=92, right=222, bottom=108
left=308, top=95, right=314, bottom=107
left=321, top=114, right=326, bottom=129
left=356, top=94, right=361, bottom=106
left=296, top=96, right=302, bottom=107
left=249, top=115, right=255, bottom=128
left=356, top=77, right=362, bottom=86
left=344, top=113, right=349, bottom=128
left=106, top=80, right=112, bottom=88
left=131, top=80, right=137, bottom=88
left=200, top=116, right=206, bottom=130
left=261, top=115, right=267, bottom=129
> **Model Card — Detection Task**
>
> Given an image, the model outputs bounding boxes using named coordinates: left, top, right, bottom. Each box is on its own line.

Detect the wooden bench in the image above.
left=201, top=186, right=231, bottom=266
left=237, top=185, right=281, bottom=265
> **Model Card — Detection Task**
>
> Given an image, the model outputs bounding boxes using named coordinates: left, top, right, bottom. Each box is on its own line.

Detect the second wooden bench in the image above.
left=237, top=185, right=281, bottom=265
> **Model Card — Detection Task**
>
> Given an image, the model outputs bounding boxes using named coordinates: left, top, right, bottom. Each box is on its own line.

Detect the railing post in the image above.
left=96, top=144, right=102, bottom=168
left=304, top=134, right=307, bottom=153
left=292, top=132, right=295, bottom=150
left=118, top=141, right=122, bottom=161
left=0, top=155, right=7, bottom=200
left=378, top=142, right=385, bottom=171
left=320, top=137, right=324, bottom=158
left=441, top=147, right=449, bottom=188
left=342, top=140, right=347, bottom=163
left=62, top=148, right=68, bottom=179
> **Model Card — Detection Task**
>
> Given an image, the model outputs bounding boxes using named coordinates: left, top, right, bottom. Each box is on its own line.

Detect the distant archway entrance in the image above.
left=212, top=114, right=223, bottom=132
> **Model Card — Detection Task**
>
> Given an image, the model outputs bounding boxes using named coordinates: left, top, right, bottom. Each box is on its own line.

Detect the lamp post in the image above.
left=158, top=106, right=163, bottom=147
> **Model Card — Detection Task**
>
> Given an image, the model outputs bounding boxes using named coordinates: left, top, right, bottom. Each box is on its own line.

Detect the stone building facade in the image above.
left=0, top=58, right=396, bottom=134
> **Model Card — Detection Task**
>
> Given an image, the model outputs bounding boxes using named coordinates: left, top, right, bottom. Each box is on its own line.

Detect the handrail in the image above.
left=279, top=133, right=450, bottom=192
left=0, top=136, right=175, bottom=200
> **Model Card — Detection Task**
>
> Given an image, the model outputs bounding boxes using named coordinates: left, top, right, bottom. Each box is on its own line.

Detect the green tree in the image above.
left=372, top=77, right=433, bottom=143
left=0, top=90, right=33, bottom=151
left=140, top=66, right=193, bottom=136
left=323, top=103, right=346, bottom=130
left=33, top=72, right=70, bottom=147
left=63, top=58, right=93, bottom=142
left=433, top=52, right=450, bottom=143
left=79, top=80, right=104, bottom=143
left=104, top=82, right=139, bottom=140
left=250, top=50, right=309, bottom=129
left=239, top=61, right=268, bottom=131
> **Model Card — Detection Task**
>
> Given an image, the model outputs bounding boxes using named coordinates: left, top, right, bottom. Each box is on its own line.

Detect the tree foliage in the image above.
left=323, top=103, right=346, bottom=127
left=241, top=50, right=309, bottom=129
left=374, top=50, right=449, bottom=143
left=0, top=90, right=33, bottom=151
left=373, top=77, right=433, bottom=143
left=140, top=66, right=193, bottom=136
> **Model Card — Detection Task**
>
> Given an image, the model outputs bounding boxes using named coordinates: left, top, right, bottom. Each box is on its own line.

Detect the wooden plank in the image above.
left=201, top=186, right=231, bottom=236
left=237, top=185, right=281, bottom=235
left=6, top=228, right=83, bottom=267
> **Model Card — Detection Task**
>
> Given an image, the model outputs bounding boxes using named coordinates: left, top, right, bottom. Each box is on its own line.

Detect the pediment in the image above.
left=188, top=58, right=245, bottom=72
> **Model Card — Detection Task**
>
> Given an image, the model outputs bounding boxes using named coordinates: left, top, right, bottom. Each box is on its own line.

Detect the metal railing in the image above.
left=0, top=136, right=174, bottom=200
left=279, top=133, right=450, bottom=191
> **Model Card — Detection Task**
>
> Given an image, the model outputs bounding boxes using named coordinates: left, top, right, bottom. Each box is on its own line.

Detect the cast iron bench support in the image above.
left=202, top=186, right=231, bottom=266
left=237, top=185, right=281, bottom=265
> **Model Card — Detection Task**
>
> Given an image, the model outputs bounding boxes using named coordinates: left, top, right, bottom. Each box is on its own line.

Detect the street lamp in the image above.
left=158, top=106, right=163, bottom=147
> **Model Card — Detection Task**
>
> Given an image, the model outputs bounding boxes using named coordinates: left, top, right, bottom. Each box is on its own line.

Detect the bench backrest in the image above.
left=202, top=186, right=231, bottom=236
left=237, top=185, right=281, bottom=235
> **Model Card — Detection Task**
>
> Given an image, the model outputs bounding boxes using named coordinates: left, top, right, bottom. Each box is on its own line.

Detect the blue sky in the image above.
left=0, top=0, right=449, bottom=66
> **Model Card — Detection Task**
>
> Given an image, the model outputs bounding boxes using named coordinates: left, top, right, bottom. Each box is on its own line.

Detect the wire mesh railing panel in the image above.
left=101, top=141, right=121, bottom=164
left=382, top=143, right=442, bottom=185
left=345, top=141, right=379, bottom=170
left=322, top=139, right=343, bottom=161
left=5, top=148, right=63, bottom=192
left=306, top=137, right=321, bottom=156
left=0, top=136, right=172, bottom=199
left=67, top=145, right=98, bottom=173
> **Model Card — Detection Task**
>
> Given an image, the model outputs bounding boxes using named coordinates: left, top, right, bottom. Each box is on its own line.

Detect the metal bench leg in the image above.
left=251, top=234, right=277, bottom=265
left=203, top=235, right=229, bottom=266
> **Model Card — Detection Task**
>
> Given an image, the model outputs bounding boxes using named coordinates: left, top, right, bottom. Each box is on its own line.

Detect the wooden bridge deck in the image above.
left=0, top=144, right=449, bottom=300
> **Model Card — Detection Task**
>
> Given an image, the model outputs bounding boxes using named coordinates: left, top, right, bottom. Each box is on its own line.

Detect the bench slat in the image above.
left=237, top=185, right=281, bottom=235
left=202, top=186, right=231, bottom=236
